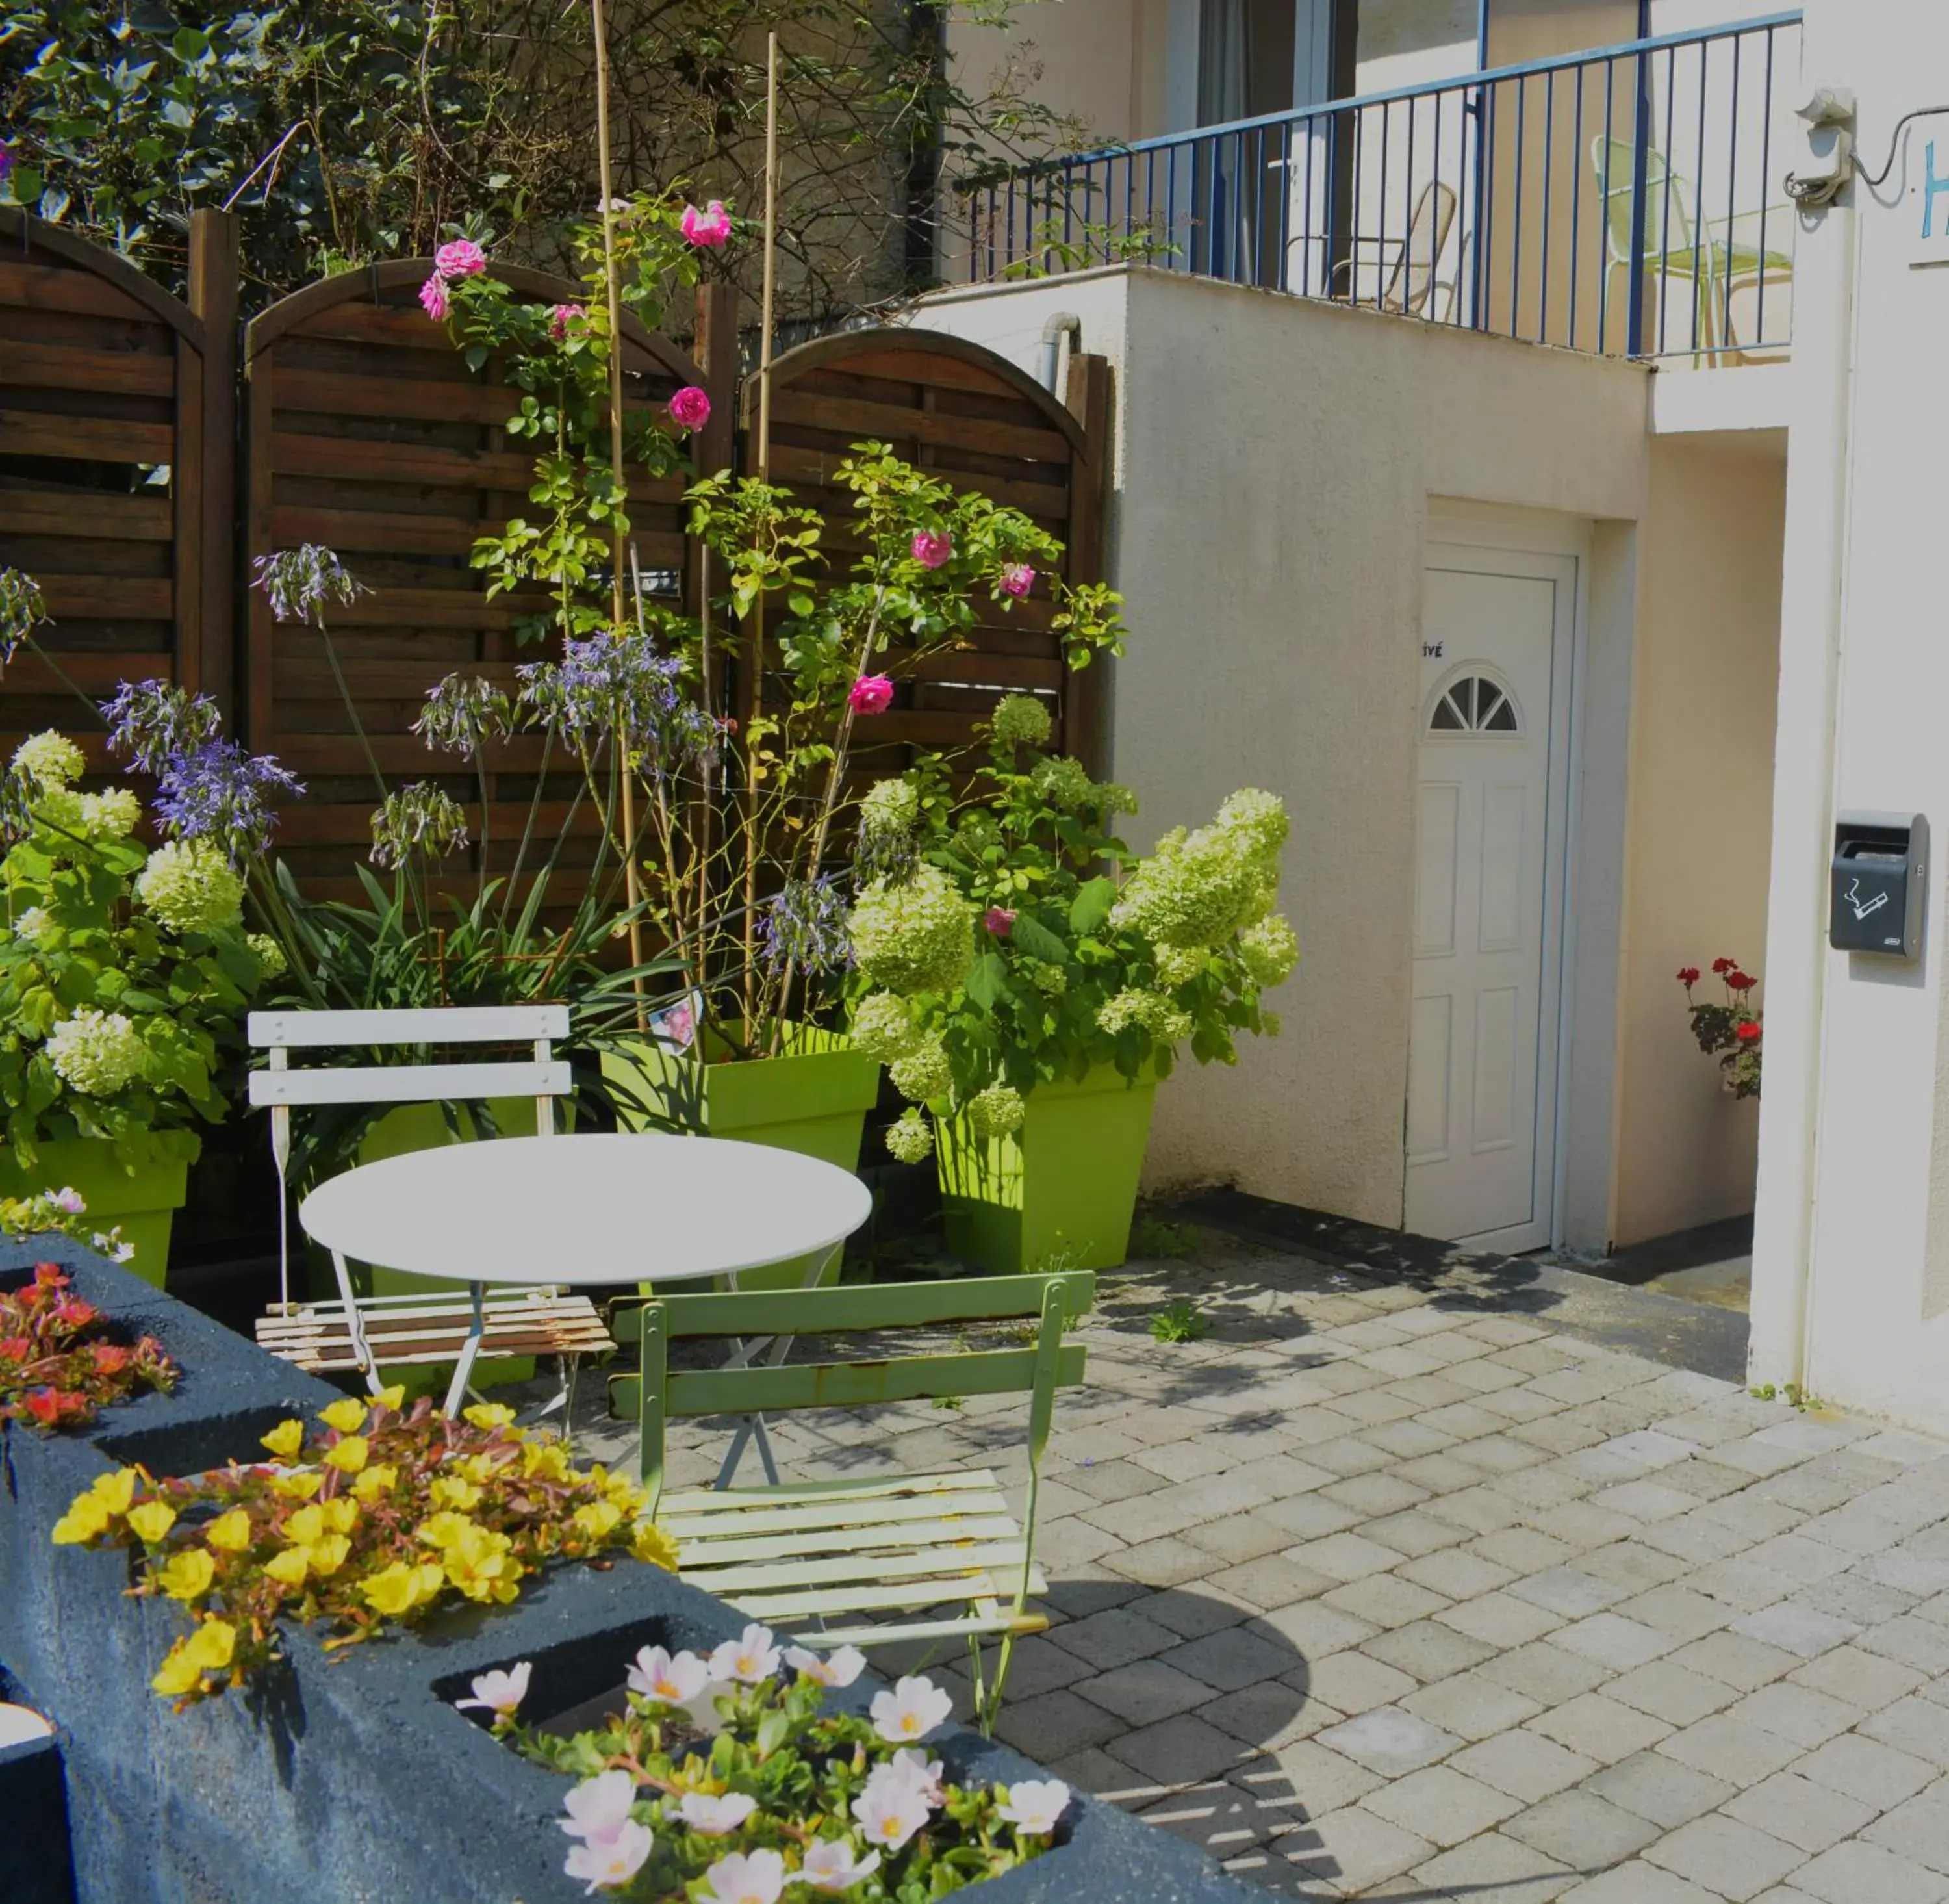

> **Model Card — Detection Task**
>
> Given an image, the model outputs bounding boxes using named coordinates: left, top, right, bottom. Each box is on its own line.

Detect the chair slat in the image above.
left=641, top=1270, right=1095, bottom=1339
left=249, top=1005, right=569, bottom=1048
left=658, top=1470, right=991, bottom=1512
left=663, top=1498, right=1015, bottom=1547
left=729, top=1567, right=1049, bottom=1623
left=689, top=1539, right=1032, bottom=1595
left=250, top=1061, right=570, bottom=1107
left=668, top=1515, right=1023, bottom=1567
left=794, top=1612, right=1051, bottom=1648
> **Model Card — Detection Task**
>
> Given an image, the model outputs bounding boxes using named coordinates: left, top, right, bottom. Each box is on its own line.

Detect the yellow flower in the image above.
left=351, top=1464, right=398, bottom=1504
left=185, top=1618, right=236, bottom=1672
left=520, top=1439, right=569, bottom=1483
left=264, top=1547, right=310, bottom=1588
left=156, top=1548, right=216, bottom=1602
left=51, top=1493, right=112, bottom=1545
left=261, top=1419, right=306, bottom=1461
left=127, top=1500, right=177, bottom=1544
left=322, top=1435, right=369, bottom=1474
left=572, top=1500, right=622, bottom=1541
left=320, top=1397, right=368, bottom=1435
left=306, top=1533, right=351, bottom=1577
left=373, top=1384, right=407, bottom=1413
left=414, top=1510, right=475, bottom=1551
left=322, top=1497, right=360, bottom=1536
left=602, top=1470, right=646, bottom=1515
left=630, top=1523, right=680, bottom=1571
left=442, top=1522, right=521, bottom=1605
left=457, top=1454, right=500, bottom=1486
left=90, top=1467, right=139, bottom=1515
left=429, top=1475, right=482, bottom=1512
left=270, top=1469, right=323, bottom=1502
left=284, top=1504, right=325, bottom=1545
left=462, top=1402, right=516, bottom=1432
left=204, top=1509, right=253, bottom=1553
left=359, top=1560, right=446, bottom=1619
left=151, top=1641, right=203, bottom=1699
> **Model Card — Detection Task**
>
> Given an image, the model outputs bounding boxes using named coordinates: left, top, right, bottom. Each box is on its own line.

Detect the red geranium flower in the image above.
left=1727, top=971, right=1756, bottom=992
left=1711, top=957, right=1736, bottom=976
left=1736, top=1020, right=1763, bottom=1044
left=1676, top=967, right=1701, bottom=986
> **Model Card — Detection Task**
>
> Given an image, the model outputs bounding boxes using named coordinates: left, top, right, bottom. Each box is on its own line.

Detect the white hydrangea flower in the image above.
left=13, top=906, right=53, bottom=946
left=989, top=694, right=1052, bottom=749
left=1154, top=944, right=1207, bottom=988
left=1111, top=789, right=1287, bottom=950
left=136, top=839, right=245, bottom=934
left=967, top=1083, right=1026, bottom=1141
left=1025, top=960, right=1067, bottom=997
left=849, top=990, right=920, bottom=1062
left=79, top=788, right=141, bottom=840
left=248, top=932, right=287, bottom=979
left=884, top=1107, right=936, bottom=1164
left=858, top=777, right=919, bottom=840
left=1030, top=756, right=1093, bottom=813
left=45, top=1008, right=149, bottom=1096
left=848, top=866, right=976, bottom=998
left=13, top=730, right=84, bottom=790
left=888, top=1035, right=952, bottom=1104
left=1239, top=914, right=1299, bottom=988
left=1097, top=988, right=1194, bottom=1046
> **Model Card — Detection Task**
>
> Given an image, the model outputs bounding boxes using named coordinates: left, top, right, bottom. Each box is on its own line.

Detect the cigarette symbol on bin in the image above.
left=1845, top=877, right=1891, bottom=923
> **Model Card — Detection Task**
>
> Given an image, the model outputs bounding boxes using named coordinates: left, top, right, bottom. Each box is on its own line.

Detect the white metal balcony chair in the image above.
left=1327, top=179, right=1461, bottom=318
left=248, top=1005, right=613, bottom=1404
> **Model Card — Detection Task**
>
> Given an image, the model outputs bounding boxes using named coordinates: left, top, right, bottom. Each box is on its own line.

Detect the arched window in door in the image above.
left=1427, top=671, right=1523, bottom=736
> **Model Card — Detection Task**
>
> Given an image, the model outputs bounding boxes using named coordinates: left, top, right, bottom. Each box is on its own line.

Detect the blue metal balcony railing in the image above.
left=962, top=14, right=1802, bottom=363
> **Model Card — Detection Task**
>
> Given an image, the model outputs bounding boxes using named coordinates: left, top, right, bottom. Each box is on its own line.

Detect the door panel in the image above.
left=1407, top=555, right=1572, bottom=1249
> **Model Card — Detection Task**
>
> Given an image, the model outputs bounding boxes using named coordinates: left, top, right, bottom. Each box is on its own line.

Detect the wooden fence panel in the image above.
left=0, top=209, right=227, bottom=766
left=744, top=329, right=1110, bottom=784
left=243, top=263, right=711, bottom=911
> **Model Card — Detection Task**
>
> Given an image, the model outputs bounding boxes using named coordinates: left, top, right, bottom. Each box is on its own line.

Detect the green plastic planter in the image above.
left=937, top=1065, right=1158, bottom=1275
left=602, top=1025, right=880, bottom=1291
left=0, top=1136, right=194, bottom=1291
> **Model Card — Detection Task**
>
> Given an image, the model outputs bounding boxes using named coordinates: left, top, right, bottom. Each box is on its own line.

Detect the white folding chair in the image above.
left=248, top=1006, right=612, bottom=1410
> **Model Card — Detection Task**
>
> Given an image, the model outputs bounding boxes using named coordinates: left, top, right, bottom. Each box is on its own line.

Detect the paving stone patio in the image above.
left=567, top=1226, right=1949, bottom=1901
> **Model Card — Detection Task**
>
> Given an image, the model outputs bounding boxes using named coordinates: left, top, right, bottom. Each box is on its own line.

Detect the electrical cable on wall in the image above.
left=1854, top=105, right=1949, bottom=188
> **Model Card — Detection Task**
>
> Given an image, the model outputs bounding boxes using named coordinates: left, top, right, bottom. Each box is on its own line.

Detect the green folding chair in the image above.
left=612, top=1270, right=1094, bottom=1732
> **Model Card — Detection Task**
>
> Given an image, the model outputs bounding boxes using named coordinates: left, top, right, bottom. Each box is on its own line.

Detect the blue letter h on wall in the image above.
left=1927, top=141, right=1949, bottom=239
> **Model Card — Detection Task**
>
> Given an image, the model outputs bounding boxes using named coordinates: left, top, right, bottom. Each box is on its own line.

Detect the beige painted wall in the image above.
left=1610, top=434, right=1783, bottom=1244
left=912, top=268, right=1651, bottom=1228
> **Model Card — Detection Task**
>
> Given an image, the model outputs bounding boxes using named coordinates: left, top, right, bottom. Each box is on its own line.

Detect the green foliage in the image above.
left=1677, top=961, right=1761, bottom=1100
left=0, top=773, right=272, bottom=1167
left=1130, top=1216, right=1201, bottom=1261
left=1149, top=1298, right=1208, bottom=1344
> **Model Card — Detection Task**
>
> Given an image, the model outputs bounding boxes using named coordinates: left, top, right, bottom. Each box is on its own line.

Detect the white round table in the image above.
left=299, top=1133, right=874, bottom=1417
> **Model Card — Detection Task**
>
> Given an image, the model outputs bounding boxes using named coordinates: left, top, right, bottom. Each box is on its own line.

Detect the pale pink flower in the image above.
left=697, top=1847, right=785, bottom=1904
left=783, top=1644, right=866, bottom=1688
left=627, top=1643, right=711, bottom=1706
left=52, top=1187, right=85, bottom=1215
left=999, top=563, right=1036, bottom=598
left=848, top=675, right=894, bottom=717
left=984, top=907, right=1016, bottom=938
left=869, top=1675, right=953, bottom=1746
left=707, top=1623, right=781, bottom=1685
left=549, top=303, right=586, bottom=340
left=668, top=385, right=712, bottom=431
left=564, top=1818, right=652, bottom=1894
left=676, top=1791, right=758, bottom=1836
left=850, top=1776, right=932, bottom=1853
left=560, top=1768, right=639, bottom=1845
left=681, top=200, right=733, bottom=248
left=455, top=1660, right=530, bottom=1720
left=996, top=1778, right=1071, bottom=1835
left=910, top=530, right=953, bottom=570
left=434, top=238, right=487, bottom=278
left=878, top=1749, right=945, bottom=1807
left=418, top=274, right=450, bottom=322
left=797, top=1838, right=883, bottom=1892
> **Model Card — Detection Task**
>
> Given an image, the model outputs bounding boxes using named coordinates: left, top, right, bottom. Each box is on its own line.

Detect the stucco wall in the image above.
left=911, top=270, right=1650, bottom=1228
left=1611, top=434, right=1784, bottom=1246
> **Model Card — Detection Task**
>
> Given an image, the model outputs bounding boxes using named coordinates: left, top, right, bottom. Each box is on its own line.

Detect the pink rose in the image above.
left=667, top=385, right=711, bottom=431
left=999, top=563, right=1035, bottom=598
left=434, top=239, right=487, bottom=278
left=418, top=274, right=450, bottom=322
left=848, top=675, right=895, bottom=716
left=548, top=303, right=585, bottom=340
left=984, top=908, right=1017, bottom=938
left=910, top=530, right=953, bottom=570
left=680, top=200, right=733, bottom=248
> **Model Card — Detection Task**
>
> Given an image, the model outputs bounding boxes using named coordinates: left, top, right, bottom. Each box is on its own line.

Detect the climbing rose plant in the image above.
left=461, top=1626, right=1069, bottom=1898
left=1677, top=957, right=1762, bottom=1100
left=0, top=1261, right=175, bottom=1432
left=52, top=1393, right=678, bottom=1706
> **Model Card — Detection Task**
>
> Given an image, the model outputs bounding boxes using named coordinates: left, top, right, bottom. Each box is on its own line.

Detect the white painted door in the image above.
left=1406, top=548, right=1576, bottom=1251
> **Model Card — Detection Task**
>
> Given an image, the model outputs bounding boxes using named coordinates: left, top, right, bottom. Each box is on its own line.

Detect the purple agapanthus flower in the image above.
left=517, top=631, right=719, bottom=766
left=100, top=678, right=223, bottom=778
left=155, top=740, right=305, bottom=862
left=760, top=875, right=852, bottom=977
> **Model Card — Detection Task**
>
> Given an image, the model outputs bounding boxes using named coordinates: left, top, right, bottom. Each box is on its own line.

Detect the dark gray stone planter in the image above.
left=0, top=1241, right=1260, bottom=1903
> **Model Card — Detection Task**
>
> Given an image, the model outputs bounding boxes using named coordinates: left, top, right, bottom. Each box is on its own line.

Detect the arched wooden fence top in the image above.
left=0, top=207, right=222, bottom=769
left=745, top=324, right=1111, bottom=777
left=242, top=261, right=714, bottom=907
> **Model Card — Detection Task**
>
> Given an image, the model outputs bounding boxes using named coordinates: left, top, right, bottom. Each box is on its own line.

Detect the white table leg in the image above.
left=443, top=1280, right=487, bottom=1417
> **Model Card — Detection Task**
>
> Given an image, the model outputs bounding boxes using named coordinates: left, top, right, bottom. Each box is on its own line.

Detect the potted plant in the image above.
left=0, top=725, right=287, bottom=1287
left=1677, top=957, right=1763, bottom=1098
left=841, top=702, right=1296, bottom=1272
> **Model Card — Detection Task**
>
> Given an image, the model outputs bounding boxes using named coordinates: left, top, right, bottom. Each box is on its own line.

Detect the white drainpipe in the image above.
left=1039, top=313, right=1082, bottom=396
left=1748, top=94, right=1861, bottom=1394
